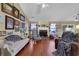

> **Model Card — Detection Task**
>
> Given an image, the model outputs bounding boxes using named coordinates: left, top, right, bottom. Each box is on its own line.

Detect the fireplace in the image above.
left=39, top=30, right=47, bottom=37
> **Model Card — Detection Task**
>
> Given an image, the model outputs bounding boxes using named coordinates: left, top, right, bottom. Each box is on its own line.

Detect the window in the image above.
left=50, top=24, right=56, bottom=35
left=29, top=22, right=37, bottom=31
left=62, top=24, right=75, bottom=33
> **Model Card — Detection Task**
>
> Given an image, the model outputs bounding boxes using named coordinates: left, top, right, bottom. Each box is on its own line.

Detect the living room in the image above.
left=0, top=3, right=79, bottom=56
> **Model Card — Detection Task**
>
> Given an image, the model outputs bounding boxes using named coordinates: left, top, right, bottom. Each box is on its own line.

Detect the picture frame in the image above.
left=5, top=15, right=14, bottom=29
left=13, top=6, right=19, bottom=19
left=1, top=3, right=13, bottom=16
left=0, top=31, right=6, bottom=36
left=22, top=23, right=25, bottom=28
left=20, top=22, right=25, bottom=32
left=8, top=3, right=14, bottom=6
left=20, top=14, right=25, bottom=21
left=15, top=20, right=20, bottom=26
left=2, top=31, right=6, bottom=35
left=0, top=31, right=2, bottom=36
left=15, top=20, right=20, bottom=32
left=15, top=26, right=20, bottom=32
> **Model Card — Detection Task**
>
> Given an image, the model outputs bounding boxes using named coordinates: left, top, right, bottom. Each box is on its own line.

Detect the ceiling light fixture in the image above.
left=42, top=4, right=46, bottom=8
left=74, top=14, right=79, bottom=21
left=76, top=25, right=79, bottom=29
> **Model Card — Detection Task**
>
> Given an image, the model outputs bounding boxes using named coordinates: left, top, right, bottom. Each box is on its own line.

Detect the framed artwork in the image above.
left=0, top=31, right=6, bottom=36
left=15, top=20, right=20, bottom=26
left=20, top=22, right=25, bottom=32
left=15, top=26, right=20, bottom=32
left=5, top=16, right=14, bottom=29
left=2, top=31, right=6, bottom=35
left=20, top=14, right=25, bottom=21
left=22, top=23, right=25, bottom=28
left=20, top=22, right=25, bottom=29
left=8, top=3, right=14, bottom=6
left=1, top=3, right=13, bottom=16
left=13, top=6, right=19, bottom=19
left=15, top=20, right=20, bottom=32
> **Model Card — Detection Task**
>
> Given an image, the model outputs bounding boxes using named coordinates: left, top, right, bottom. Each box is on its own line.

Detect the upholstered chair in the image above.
left=70, top=42, right=79, bottom=56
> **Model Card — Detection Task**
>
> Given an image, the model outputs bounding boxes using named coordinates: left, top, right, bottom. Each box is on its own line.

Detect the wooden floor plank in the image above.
left=16, top=38, right=56, bottom=56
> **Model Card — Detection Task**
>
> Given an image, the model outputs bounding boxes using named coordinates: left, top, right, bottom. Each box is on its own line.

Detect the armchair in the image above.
left=70, top=42, right=79, bottom=56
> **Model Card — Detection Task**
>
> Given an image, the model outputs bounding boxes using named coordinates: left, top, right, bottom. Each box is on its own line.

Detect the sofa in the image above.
left=3, top=35, right=29, bottom=56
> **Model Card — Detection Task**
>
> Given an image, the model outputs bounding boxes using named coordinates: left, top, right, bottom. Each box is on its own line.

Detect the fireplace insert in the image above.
left=39, top=30, right=47, bottom=37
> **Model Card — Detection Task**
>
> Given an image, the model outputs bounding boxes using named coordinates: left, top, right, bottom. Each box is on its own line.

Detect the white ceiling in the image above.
left=19, top=3, right=79, bottom=21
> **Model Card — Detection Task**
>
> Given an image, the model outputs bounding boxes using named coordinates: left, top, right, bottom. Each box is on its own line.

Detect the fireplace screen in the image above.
left=39, top=30, right=47, bottom=37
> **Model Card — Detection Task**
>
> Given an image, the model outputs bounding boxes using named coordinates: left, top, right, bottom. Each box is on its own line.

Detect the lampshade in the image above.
left=76, top=25, right=79, bottom=29
left=65, top=27, right=71, bottom=31
left=42, top=4, right=46, bottom=8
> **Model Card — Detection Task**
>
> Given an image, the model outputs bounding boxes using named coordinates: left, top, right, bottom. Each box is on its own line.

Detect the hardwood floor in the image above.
left=16, top=38, right=56, bottom=56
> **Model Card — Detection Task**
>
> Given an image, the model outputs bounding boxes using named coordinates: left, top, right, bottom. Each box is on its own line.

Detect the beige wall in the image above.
left=25, top=17, right=30, bottom=36
left=50, top=21, right=79, bottom=37
left=31, top=20, right=79, bottom=37
left=54, top=21, right=78, bottom=37
left=0, top=3, right=29, bottom=36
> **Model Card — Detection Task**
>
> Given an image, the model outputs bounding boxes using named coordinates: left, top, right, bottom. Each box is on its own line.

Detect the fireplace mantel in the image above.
left=38, top=27, right=49, bottom=37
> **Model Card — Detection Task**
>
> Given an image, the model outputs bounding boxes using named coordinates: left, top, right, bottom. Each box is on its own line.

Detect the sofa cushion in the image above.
left=5, top=35, right=23, bottom=42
